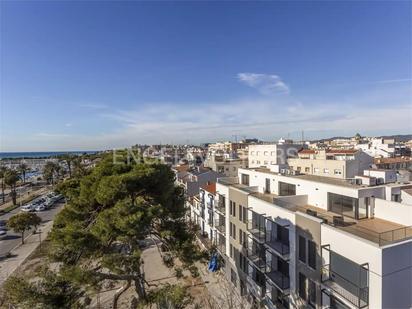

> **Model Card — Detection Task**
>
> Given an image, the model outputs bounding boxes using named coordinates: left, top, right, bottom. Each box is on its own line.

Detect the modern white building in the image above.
left=355, top=138, right=398, bottom=158
left=248, top=141, right=302, bottom=169
left=206, top=166, right=412, bottom=309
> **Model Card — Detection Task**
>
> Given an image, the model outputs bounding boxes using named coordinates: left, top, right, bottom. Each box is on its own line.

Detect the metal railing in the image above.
left=378, top=226, right=412, bottom=246
left=246, top=240, right=266, bottom=270
left=247, top=219, right=266, bottom=243
left=321, top=264, right=369, bottom=308
left=215, top=200, right=226, bottom=214
left=265, top=268, right=290, bottom=291
left=215, top=222, right=226, bottom=234
left=265, top=237, right=290, bottom=257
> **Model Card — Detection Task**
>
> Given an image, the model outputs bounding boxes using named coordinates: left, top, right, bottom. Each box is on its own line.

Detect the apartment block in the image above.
left=204, top=154, right=248, bottom=177
left=211, top=167, right=412, bottom=309
left=287, top=149, right=373, bottom=179
left=248, top=142, right=302, bottom=169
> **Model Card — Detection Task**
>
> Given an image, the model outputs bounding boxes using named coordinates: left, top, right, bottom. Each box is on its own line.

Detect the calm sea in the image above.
left=0, top=151, right=98, bottom=159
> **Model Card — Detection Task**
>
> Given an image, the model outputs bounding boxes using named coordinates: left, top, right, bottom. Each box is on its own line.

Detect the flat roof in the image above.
left=250, top=167, right=362, bottom=188
left=296, top=205, right=411, bottom=246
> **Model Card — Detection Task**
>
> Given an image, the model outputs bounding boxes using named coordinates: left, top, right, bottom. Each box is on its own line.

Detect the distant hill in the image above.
left=312, top=134, right=412, bottom=143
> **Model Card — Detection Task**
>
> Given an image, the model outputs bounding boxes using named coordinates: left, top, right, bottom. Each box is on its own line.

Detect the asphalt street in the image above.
left=0, top=201, right=64, bottom=256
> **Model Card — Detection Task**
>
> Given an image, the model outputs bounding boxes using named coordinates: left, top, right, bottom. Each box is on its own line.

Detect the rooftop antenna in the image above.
left=301, top=130, right=305, bottom=145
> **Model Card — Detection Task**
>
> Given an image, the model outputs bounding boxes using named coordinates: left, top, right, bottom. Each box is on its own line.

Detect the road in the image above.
left=0, top=201, right=64, bottom=256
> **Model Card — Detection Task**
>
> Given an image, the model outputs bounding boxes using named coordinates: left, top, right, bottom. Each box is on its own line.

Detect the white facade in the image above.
left=211, top=166, right=412, bottom=309
left=248, top=143, right=302, bottom=168
left=355, top=138, right=397, bottom=158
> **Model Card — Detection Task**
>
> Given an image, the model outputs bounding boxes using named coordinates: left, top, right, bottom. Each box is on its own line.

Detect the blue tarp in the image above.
left=208, top=253, right=218, bottom=272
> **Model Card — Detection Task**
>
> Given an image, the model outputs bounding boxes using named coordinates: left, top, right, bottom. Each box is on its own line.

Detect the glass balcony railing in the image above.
left=265, top=281, right=289, bottom=309
left=321, top=265, right=369, bottom=308
left=265, top=237, right=290, bottom=258
left=246, top=236, right=266, bottom=270
left=246, top=267, right=266, bottom=300
left=265, top=269, right=290, bottom=292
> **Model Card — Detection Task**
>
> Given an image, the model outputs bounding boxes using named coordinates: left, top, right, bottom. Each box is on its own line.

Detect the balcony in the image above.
left=206, top=201, right=213, bottom=209
left=214, top=214, right=226, bottom=235
left=265, top=220, right=290, bottom=259
left=321, top=246, right=369, bottom=308
left=247, top=210, right=266, bottom=243
left=265, top=251, right=290, bottom=292
left=246, top=235, right=266, bottom=270
left=265, top=280, right=289, bottom=309
left=246, top=264, right=266, bottom=300
left=215, top=236, right=226, bottom=256
left=322, top=265, right=368, bottom=308
left=215, top=200, right=226, bottom=215
left=265, top=268, right=290, bottom=292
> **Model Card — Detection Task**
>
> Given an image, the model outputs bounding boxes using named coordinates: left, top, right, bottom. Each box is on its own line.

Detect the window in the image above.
left=264, top=151, right=269, bottom=156
left=243, top=207, right=247, bottom=223
left=308, top=279, right=316, bottom=307
left=323, top=168, right=329, bottom=174
left=241, top=174, right=249, bottom=186
left=251, top=160, right=255, bottom=164
left=256, top=160, right=260, bottom=164
left=256, top=151, right=260, bottom=155
left=314, top=168, right=320, bottom=173
left=251, top=151, right=255, bottom=155
left=334, top=169, right=342, bottom=175
left=305, top=167, right=310, bottom=173
left=271, top=151, right=276, bottom=156
left=279, top=182, right=296, bottom=196
left=299, top=273, right=307, bottom=300
left=239, top=229, right=243, bottom=245
left=271, top=161, right=276, bottom=164
left=299, top=236, right=306, bottom=263
left=233, top=202, right=236, bottom=217
left=230, top=223, right=233, bottom=237
left=233, top=226, right=236, bottom=239
left=328, top=192, right=360, bottom=219
left=264, top=161, right=268, bottom=165
left=230, top=244, right=233, bottom=258
left=239, top=205, right=242, bottom=221
left=230, top=201, right=233, bottom=215
left=308, top=240, right=316, bottom=269
left=233, top=167, right=236, bottom=171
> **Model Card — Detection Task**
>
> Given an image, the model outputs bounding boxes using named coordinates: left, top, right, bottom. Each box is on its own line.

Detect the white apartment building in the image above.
left=204, top=154, right=248, bottom=177
left=248, top=141, right=302, bottom=169
left=287, top=149, right=374, bottom=179
left=355, top=138, right=398, bottom=158
left=207, top=167, right=412, bottom=309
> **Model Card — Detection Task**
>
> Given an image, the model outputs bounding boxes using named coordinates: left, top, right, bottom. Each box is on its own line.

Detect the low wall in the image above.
left=374, top=198, right=412, bottom=226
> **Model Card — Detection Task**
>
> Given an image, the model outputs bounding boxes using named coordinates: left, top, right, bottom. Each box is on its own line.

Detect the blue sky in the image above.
left=1, top=1, right=411, bottom=151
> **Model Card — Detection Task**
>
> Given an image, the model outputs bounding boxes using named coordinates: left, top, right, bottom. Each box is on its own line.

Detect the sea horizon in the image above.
left=0, top=150, right=99, bottom=159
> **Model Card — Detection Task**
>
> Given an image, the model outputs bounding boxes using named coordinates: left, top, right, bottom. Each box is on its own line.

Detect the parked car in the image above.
left=0, top=229, right=7, bottom=238
left=0, top=220, right=7, bottom=230
left=21, top=204, right=35, bottom=212
left=35, top=204, right=46, bottom=212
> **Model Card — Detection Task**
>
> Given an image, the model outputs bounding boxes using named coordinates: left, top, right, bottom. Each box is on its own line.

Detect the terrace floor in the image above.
left=296, top=205, right=412, bottom=245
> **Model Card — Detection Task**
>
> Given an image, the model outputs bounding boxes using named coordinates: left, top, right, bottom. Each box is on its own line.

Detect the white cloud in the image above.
left=65, top=123, right=72, bottom=127
left=237, top=73, right=290, bottom=95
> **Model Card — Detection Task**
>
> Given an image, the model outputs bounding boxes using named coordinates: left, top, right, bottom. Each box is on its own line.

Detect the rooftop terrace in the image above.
left=296, top=205, right=412, bottom=246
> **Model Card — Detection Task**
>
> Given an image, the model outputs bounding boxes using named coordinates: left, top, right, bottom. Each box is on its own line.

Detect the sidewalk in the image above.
left=0, top=219, right=54, bottom=286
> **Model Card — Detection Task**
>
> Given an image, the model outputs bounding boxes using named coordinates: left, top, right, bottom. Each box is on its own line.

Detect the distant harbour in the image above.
left=0, top=151, right=98, bottom=160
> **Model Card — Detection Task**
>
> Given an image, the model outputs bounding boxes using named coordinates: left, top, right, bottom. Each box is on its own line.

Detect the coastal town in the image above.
left=2, top=0, right=411, bottom=308
left=0, top=134, right=411, bottom=308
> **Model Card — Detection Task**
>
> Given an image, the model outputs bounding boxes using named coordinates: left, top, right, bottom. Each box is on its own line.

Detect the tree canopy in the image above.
left=47, top=152, right=198, bottom=307
left=7, top=212, right=42, bottom=244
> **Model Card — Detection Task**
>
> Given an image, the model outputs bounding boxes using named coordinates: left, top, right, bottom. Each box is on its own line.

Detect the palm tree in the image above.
left=0, top=165, right=9, bottom=203
left=61, top=154, right=74, bottom=178
left=43, top=161, right=58, bottom=185
left=18, top=162, right=29, bottom=183
left=4, top=170, right=20, bottom=205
